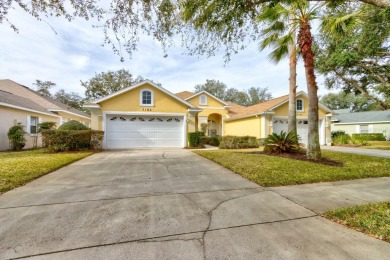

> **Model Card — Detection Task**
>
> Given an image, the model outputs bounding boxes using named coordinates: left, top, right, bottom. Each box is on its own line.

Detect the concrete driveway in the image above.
left=0, top=149, right=389, bottom=259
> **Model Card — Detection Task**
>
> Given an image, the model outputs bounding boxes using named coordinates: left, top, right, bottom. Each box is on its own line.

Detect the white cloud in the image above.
left=0, top=6, right=330, bottom=99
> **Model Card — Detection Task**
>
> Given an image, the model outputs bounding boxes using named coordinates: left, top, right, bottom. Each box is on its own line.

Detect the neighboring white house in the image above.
left=0, top=79, right=91, bottom=151
left=331, top=109, right=390, bottom=140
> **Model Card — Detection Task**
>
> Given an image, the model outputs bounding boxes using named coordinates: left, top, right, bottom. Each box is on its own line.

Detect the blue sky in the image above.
left=0, top=7, right=331, bottom=99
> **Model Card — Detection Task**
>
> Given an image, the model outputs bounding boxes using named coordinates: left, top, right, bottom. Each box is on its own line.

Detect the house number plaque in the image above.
left=142, top=108, right=152, bottom=111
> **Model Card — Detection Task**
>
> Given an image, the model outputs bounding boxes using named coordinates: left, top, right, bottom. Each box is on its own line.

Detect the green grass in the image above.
left=324, top=202, right=390, bottom=242
left=364, top=141, right=390, bottom=150
left=0, top=149, right=92, bottom=193
left=193, top=149, right=390, bottom=186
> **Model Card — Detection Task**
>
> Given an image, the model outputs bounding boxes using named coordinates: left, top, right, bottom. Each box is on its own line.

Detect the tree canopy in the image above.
left=316, top=4, right=390, bottom=110
left=82, top=69, right=159, bottom=100
left=194, top=79, right=272, bottom=106
left=320, top=92, right=380, bottom=112
left=33, top=80, right=56, bottom=97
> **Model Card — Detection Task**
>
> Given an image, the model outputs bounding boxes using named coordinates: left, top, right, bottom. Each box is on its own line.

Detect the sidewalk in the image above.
left=321, top=145, right=390, bottom=158
left=271, top=177, right=390, bottom=213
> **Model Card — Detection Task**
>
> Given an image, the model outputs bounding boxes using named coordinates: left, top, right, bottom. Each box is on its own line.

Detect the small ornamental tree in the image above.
left=7, top=125, right=26, bottom=151
left=58, top=120, right=89, bottom=130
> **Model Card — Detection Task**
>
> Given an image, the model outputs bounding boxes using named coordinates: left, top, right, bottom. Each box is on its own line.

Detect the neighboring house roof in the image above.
left=0, top=79, right=90, bottom=119
left=175, top=91, right=194, bottom=100
left=38, top=94, right=90, bottom=118
left=332, top=110, right=390, bottom=124
left=0, top=90, right=59, bottom=117
left=92, top=80, right=196, bottom=108
left=333, top=109, right=350, bottom=114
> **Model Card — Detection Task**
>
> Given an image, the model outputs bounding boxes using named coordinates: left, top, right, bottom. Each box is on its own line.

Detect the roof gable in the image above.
left=185, top=91, right=228, bottom=106
left=93, top=80, right=195, bottom=108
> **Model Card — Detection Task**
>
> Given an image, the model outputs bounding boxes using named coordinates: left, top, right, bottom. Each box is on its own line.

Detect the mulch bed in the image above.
left=244, top=151, right=344, bottom=167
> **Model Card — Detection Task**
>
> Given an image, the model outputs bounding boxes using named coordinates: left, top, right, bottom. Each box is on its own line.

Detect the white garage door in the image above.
left=272, top=119, right=309, bottom=146
left=105, top=115, right=184, bottom=149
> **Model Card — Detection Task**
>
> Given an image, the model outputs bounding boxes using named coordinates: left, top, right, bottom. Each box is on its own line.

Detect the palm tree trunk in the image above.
left=288, top=11, right=297, bottom=136
left=298, top=19, right=321, bottom=160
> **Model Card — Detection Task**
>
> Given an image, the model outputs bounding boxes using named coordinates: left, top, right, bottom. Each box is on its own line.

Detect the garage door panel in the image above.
left=272, top=118, right=324, bottom=147
left=106, top=115, right=184, bottom=149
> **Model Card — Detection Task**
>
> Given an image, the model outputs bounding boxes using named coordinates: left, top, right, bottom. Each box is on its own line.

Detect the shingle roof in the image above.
left=0, top=79, right=90, bottom=118
left=175, top=91, right=194, bottom=100
left=332, top=110, right=390, bottom=123
left=0, top=90, right=58, bottom=116
left=38, top=94, right=90, bottom=118
left=227, top=95, right=289, bottom=119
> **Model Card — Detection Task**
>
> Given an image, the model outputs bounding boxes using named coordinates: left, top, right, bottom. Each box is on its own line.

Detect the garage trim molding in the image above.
left=102, top=111, right=187, bottom=149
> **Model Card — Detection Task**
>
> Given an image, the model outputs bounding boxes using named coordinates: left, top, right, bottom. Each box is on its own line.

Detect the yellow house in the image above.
left=224, top=91, right=333, bottom=146
left=0, top=80, right=91, bottom=151
left=86, top=81, right=333, bottom=149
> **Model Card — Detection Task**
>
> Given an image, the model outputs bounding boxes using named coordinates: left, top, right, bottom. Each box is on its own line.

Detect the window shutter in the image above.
left=26, top=115, right=31, bottom=134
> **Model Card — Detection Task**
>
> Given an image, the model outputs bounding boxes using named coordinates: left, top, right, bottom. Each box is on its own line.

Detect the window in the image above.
left=360, top=125, right=369, bottom=133
left=140, top=89, right=154, bottom=106
left=30, top=116, right=38, bottom=134
left=199, top=95, right=207, bottom=105
left=296, top=99, right=304, bottom=112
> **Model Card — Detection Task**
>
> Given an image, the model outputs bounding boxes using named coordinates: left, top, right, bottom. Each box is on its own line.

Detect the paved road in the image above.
left=321, top=145, right=390, bottom=158
left=0, top=149, right=389, bottom=259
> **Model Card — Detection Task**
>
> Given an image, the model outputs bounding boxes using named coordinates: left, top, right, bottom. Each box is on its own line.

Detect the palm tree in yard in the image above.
left=259, top=1, right=325, bottom=160
left=258, top=5, right=298, bottom=138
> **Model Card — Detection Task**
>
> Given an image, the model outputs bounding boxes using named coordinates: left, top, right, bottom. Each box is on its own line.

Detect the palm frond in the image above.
left=321, top=10, right=363, bottom=37
left=259, top=33, right=280, bottom=50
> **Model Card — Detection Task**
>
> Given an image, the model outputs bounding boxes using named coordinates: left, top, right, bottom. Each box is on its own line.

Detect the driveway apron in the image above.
left=0, top=149, right=389, bottom=259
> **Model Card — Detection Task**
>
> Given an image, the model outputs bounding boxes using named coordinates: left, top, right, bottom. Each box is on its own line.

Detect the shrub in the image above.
left=38, top=121, right=56, bottom=132
left=188, top=131, right=205, bottom=147
left=200, top=136, right=211, bottom=145
left=209, top=136, right=220, bottom=146
left=263, top=131, right=301, bottom=154
left=42, top=130, right=104, bottom=152
left=219, top=136, right=259, bottom=149
left=7, top=125, right=26, bottom=151
left=334, top=133, right=351, bottom=145
left=58, top=120, right=89, bottom=130
left=331, top=130, right=346, bottom=140
left=352, top=133, right=386, bottom=141
left=201, top=136, right=220, bottom=146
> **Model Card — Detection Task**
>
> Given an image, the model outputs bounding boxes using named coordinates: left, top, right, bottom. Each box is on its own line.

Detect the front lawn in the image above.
left=363, top=141, right=390, bottom=150
left=324, top=202, right=390, bottom=243
left=0, top=149, right=92, bottom=193
left=193, top=150, right=390, bottom=186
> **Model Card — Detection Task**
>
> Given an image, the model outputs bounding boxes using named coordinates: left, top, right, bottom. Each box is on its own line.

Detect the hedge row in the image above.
left=352, top=133, right=386, bottom=141
left=219, top=135, right=259, bottom=149
left=42, top=130, right=104, bottom=152
left=201, top=136, right=220, bottom=146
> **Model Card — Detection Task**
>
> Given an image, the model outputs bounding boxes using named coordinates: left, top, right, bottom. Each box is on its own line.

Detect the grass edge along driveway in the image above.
left=0, top=149, right=92, bottom=194
left=324, top=202, right=390, bottom=243
left=193, top=149, right=390, bottom=187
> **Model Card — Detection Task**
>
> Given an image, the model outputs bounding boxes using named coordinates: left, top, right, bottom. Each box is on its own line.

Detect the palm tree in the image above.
left=259, top=5, right=298, bottom=136
left=259, top=1, right=324, bottom=160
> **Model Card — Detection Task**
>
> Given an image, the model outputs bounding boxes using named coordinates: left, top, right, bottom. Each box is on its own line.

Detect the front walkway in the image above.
left=0, top=149, right=389, bottom=259
left=321, top=145, right=390, bottom=158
